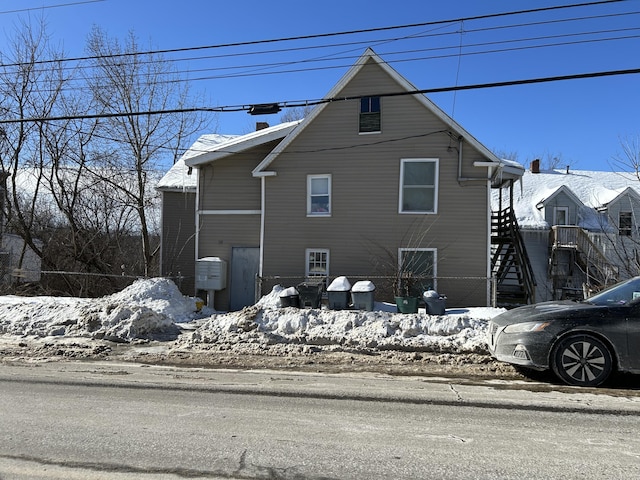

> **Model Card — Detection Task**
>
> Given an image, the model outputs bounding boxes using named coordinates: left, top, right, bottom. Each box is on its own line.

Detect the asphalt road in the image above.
left=1, top=361, right=640, bottom=479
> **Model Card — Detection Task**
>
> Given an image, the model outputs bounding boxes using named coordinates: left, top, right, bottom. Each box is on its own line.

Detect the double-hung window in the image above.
left=620, top=212, right=633, bottom=236
left=359, top=96, right=381, bottom=133
left=399, top=159, right=438, bottom=213
left=307, top=174, right=331, bottom=216
left=306, top=249, right=329, bottom=277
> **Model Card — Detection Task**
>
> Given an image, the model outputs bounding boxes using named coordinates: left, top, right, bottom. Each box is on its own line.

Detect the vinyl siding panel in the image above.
left=543, top=192, right=579, bottom=225
left=262, top=60, right=491, bottom=306
left=196, top=214, right=261, bottom=311
left=160, top=191, right=196, bottom=294
left=197, top=142, right=280, bottom=211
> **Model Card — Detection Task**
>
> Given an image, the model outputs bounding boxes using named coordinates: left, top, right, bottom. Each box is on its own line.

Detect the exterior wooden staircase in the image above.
left=549, top=226, right=618, bottom=297
left=491, top=207, right=536, bottom=307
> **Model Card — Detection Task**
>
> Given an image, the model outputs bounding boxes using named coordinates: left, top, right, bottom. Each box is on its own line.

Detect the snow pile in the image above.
left=0, top=278, right=203, bottom=342
left=182, top=285, right=504, bottom=354
left=0, top=280, right=506, bottom=353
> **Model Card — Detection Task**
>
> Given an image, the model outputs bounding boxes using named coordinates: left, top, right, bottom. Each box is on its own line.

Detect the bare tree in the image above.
left=0, top=18, right=66, bottom=265
left=611, top=134, right=640, bottom=179
left=83, top=27, right=209, bottom=277
left=280, top=105, right=313, bottom=123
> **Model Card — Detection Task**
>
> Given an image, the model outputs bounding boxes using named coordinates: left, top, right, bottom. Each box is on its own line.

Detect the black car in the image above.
left=488, top=276, right=640, bottom=387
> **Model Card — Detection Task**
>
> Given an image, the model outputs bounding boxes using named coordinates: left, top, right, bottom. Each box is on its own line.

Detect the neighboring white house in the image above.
left=1, top=233, right=42, bottom=283
left=494, top=162, right=640, bottom=302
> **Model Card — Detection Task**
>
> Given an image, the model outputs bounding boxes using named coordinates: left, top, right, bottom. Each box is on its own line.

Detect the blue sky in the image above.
left=0, top=0, right=639, bottom=171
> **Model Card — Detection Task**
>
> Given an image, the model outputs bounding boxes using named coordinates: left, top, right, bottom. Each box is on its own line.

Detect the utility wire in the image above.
left=0, top=0, right=624, bottom=68
left=0, top=66, right=637, bottom=124
left=0, top=0, right=105, bottom=15
left=18, top=28, right=640, bottom=94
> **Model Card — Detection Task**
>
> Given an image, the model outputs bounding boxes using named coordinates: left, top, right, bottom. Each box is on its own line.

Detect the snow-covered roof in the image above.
left=495, top=168, right=640, bottom=230
left=157, top=133, right=239, bottom=191
left=184, top=122, right=301, bottom=169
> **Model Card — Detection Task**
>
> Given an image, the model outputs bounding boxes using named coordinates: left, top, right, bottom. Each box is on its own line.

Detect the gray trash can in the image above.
left=351, top=280, right=375, bottom=311
left=327, top=276, right=351, bottom=310
left=423, top=290, right=446, bottom=315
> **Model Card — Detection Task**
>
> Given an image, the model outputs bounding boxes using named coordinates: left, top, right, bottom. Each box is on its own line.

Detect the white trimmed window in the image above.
left=359, top=96, right=381, bottom=133
left=399, top=248, right=437, bottom=294
left=399, top=159, right=438, bottom=213
left=306, top=249, right=329, bottom=277
left=307, top=174, right=331, bottom=216
left=553, top=206, right=569, bottom=226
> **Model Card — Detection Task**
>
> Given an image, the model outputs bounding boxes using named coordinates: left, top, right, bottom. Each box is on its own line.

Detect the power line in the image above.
left=0, top=66, right=637, bottom=124
left=0, top=0, right=625, bottom=68
left=0, top=0, right=105, bottom=15
left=16, top=25, right=640, bottom=94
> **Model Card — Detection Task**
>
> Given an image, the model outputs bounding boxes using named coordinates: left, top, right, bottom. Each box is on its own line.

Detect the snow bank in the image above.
left=181, top=285, right=505, bottom=354
left=0, top=281, right=506, bottom=353
left=0, top=278, right=202, bottom=342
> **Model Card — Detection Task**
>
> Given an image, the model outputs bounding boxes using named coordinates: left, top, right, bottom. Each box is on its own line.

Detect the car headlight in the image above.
left=503, top=321, right=551, bottom=334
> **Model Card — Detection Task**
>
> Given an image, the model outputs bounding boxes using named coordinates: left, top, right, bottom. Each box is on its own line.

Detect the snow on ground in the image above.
left=0, top=279, right=505, bottom=353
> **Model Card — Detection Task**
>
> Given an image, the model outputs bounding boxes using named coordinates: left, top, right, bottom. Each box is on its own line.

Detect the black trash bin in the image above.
left=279, top=287, right=300, bottom=308
left=297, top=280, right=324, bottom=308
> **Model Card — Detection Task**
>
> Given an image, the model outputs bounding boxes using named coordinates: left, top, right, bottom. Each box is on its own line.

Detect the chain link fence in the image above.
left=257, top=275, right=496, bottom=308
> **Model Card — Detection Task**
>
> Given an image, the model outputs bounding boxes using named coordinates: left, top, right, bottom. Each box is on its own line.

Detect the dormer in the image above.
left=595, top=187, right=640, bottom=237
left=536, top=185, right=583, bottom=226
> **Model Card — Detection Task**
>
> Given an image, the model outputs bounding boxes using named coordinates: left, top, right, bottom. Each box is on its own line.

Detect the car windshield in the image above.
left=585, top=277, right=640, bottom=306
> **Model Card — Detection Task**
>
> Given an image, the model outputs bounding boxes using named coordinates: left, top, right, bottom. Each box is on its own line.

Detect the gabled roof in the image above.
left=595, top=186, right=640, bottom=211
left=157, top=133, right=238, bottom=191
left=253, top=48, right=523, bottom=180
left=185, top=121, right=301, bottom=168
left=494, top=168, right=640, bottom=230
left=535, top=185, right=584, bottom=210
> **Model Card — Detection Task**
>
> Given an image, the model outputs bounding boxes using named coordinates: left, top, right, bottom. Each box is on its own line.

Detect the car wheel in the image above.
left=551, top=334, right=613, bottom=387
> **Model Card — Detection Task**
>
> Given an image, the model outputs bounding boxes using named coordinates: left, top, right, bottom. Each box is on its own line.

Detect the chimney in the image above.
left=531, top=159, right=540, bottom=174
left=256, top=122, right=269, bottom=131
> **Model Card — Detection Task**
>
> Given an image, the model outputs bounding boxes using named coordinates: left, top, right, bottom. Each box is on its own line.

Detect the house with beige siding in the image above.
left=176, top=48, right=525, bottom=311
left=157, top=133, right=238, bottom=294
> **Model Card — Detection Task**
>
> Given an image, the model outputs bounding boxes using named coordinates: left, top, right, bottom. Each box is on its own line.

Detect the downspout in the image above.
left=455, top=136, right=497, bottom=305
left=259, top=176, right=266, bottom=277
left=194, top=168, right=200, bottom=263
left=457, top=136, right=493, bottom=184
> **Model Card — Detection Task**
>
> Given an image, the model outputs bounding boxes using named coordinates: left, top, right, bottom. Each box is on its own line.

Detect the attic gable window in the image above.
left=359, top=96, right=381, bottom=133
left=620, top=212, right=633, bottom=236
left=399, top=159, right=439, bottom=214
